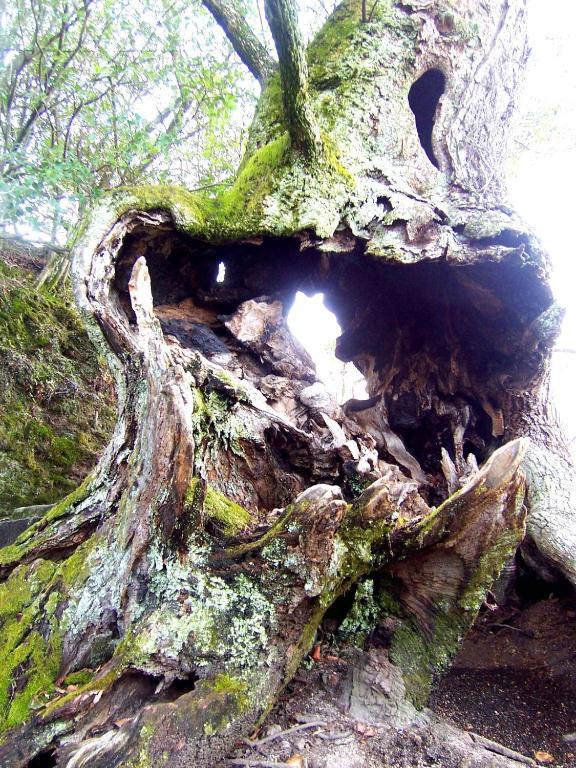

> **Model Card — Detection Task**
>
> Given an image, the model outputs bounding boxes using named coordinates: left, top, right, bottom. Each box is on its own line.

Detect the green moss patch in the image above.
left=191, top=388, right=245, bottom=463
left=209, top=133, right=291, bottom=234
left=0, top=537, right=94, bottom=732
left=0, top=260, right=116, bottom=516
left=307, top=1, right=362, bottom=89
left=208, top=673, right=249, bottom=712
left=118, top=184, right=209, bottom=231
left=61, top=669, right=93, bottom=687
left=185, top=478, right=251, bottom=537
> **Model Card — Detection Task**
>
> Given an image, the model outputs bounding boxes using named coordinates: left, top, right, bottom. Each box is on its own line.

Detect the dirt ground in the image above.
left=223, top=594, right=576, bottom=768
left=431, top=595, right=576, bottom=767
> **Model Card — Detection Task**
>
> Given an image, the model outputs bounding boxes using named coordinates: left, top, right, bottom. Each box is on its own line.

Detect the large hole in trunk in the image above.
left=287, top=291, right=368, bottom=402
left=112, top=220, right=552, bottom=509
left=408, top=68, right=445, bottom=168
left=105, top=215, right=570, bottom=760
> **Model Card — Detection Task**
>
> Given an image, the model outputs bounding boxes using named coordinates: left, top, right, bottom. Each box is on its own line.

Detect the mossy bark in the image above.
left=264, top=0, right=322, bottom=158
left=0, top=1, right=573, bottom=766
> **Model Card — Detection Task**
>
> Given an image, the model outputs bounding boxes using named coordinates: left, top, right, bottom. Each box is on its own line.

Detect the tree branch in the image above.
left=264, top=0, right=321, bottom=159
left=13, top=1, right=93, bottom=151
left=202, top=0, right=275, bottom=85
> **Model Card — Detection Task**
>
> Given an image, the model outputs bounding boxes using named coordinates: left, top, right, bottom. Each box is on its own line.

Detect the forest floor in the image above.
left=223, top=594, right=576, bottom=768
left=432, top=594, right=576, bottom=768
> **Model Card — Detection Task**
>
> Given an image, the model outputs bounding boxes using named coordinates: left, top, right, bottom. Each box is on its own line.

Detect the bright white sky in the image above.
left=496, top=0, right=576, bottom=448
left=289, top=0, right=576, bottom=449
left=288, top=292, right=368, bottom=401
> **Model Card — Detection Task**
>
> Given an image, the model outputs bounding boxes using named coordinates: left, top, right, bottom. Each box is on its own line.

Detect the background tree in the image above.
left=0, top=0, right=253, bottom=248
left=0, top=1, right=574, bottom=767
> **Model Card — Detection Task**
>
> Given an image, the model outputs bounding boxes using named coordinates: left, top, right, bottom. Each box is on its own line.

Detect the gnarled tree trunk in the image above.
left=1, top=1, right=573, bottom=766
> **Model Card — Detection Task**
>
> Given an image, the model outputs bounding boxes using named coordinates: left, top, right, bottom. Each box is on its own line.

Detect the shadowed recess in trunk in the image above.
left=408, top=68, right=446, bottom=168
left=112, top=219, right=552, bottom=507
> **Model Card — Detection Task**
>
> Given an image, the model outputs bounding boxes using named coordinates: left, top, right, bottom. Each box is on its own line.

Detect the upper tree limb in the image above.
left=264, top=0, right=322, bottom=158
left=202, top=0, right=275, bottom=85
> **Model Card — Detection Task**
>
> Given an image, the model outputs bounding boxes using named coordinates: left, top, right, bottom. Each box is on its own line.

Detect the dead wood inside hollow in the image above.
left=112, top=217, right=552, bottom=506
left=3, top=0, right=575, bottom=763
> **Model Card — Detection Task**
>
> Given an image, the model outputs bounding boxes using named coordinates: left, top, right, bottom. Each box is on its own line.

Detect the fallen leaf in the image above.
left=286, top=755, right=306, bottom=767
left=113, top=717, right=134, bottom=728
left=534, top=751, right=555, bottom=764
left=311, top=644, right=321, bottom=662
left=354, top=722, right=378, bottom=737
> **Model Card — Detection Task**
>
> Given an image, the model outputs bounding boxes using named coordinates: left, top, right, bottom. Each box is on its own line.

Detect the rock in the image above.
left=225, top=299, right=316, bottom=381
left=299, top=383, right=342, bottom=420
left=0, top=514, right=43, bottom=547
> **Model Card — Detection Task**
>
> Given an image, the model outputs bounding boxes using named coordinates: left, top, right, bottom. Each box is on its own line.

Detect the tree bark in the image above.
left=0, top=1, right=573, bottom=766
left=264, top=0, right=322, bottom=157
left=202, top=0, right=275, bottom=84
left=36, top=248, right=71, bottom=291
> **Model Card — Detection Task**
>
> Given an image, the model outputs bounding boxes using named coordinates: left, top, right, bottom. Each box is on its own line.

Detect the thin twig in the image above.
left=243, top=720, right=326, bottom=749
left=488, top=623, right=535, bottom=638
left=368, top=0, right=380, bottom=22
left=470, top=733, right=537, bottom=766
left=229, top=761, right=299, bottom=767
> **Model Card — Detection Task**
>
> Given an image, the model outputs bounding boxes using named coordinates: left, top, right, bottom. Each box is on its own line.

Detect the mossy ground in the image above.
left=0, top=258, right=116, bottom=515
left=0, top=534, right=98, bottom=733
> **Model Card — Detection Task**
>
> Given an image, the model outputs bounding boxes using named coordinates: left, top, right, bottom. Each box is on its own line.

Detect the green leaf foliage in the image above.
left=0, top=0, right=256, bottom=244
